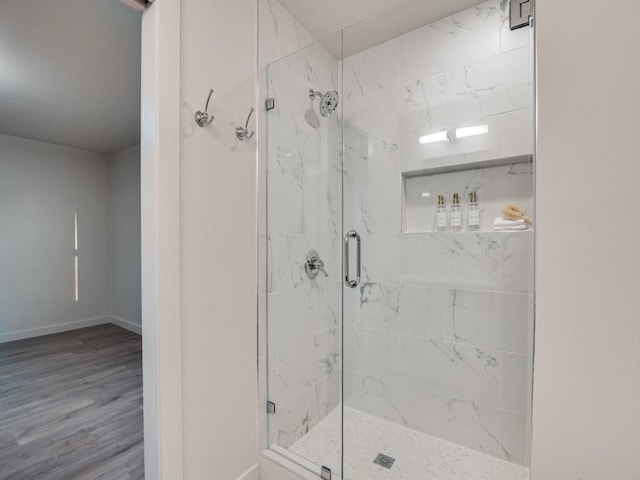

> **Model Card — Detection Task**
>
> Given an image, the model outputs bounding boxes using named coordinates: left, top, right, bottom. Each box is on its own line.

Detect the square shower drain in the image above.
left=373, top=453, right=396, bottom=469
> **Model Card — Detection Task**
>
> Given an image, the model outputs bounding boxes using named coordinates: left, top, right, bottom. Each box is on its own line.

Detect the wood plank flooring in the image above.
left=0, top=324, right=144, bottom=480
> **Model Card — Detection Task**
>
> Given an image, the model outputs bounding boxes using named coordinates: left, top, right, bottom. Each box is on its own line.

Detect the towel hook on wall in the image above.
left=236, top=107, right=255, bottom=141
left=194, top=89, right=215, bottom=127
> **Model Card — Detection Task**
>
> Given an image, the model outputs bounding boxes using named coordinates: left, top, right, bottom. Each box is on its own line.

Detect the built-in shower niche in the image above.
left=401, top=155, right=533, bottom=234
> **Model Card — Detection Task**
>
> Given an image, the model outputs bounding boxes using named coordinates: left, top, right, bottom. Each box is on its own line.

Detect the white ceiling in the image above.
left=0, top=0, right=141, bottom=154
left=277, top=0, right=486, bottom=56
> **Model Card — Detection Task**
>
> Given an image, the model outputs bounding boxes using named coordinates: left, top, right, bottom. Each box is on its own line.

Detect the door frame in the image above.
left=140, top=0, right=184, bottom=478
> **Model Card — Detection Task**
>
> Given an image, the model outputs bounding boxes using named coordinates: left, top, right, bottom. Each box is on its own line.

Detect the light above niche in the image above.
left=419, top=124, right=489, bottom=145
left=419, top=130, right=449, bottom=144
left=456, top=124, right=489, bottom=139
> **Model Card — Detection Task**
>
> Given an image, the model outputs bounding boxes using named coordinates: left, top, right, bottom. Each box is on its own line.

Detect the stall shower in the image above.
left=259, top=0, right=535, bottom=478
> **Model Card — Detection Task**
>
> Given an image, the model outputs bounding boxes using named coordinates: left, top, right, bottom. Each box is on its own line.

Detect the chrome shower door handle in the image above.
left=344, top=230, right=361, bottom=289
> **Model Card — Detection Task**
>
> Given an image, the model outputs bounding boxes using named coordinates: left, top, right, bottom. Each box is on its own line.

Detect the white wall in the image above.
left=180, top=0, right=258, bottom=479
left=0, top=135, right=142, bottom=342
left=532, top=0, right=640, bottom=478
left=110, top=144, right=142, bottom=332
left=0, top=133, right=111, bottom=342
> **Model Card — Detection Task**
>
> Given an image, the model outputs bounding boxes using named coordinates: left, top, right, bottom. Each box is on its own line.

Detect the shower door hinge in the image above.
left=510, top=0, right=533, bottom=30
left=266, top=401, right=276, bottom=414
left=265, top=98, right=276, bottom=111
left=320, top=466, right=332, bottom=480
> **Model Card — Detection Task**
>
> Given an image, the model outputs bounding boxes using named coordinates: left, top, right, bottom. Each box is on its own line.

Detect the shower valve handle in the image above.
left=305, top=250, right=328, bottom=280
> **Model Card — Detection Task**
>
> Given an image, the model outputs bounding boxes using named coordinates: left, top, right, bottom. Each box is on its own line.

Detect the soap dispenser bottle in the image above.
left=467, top=191, right=480, bottom=231
left=450, top=193, right=462, bottom=231
left=435, top=194, right=447, bottom=232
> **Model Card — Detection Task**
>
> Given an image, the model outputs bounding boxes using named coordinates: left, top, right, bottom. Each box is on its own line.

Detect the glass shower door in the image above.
left=263, top=32, right=343, bottom=478
left=341, top=0, right=535, bottom=478
left=261, top=1, right=534, bottom=478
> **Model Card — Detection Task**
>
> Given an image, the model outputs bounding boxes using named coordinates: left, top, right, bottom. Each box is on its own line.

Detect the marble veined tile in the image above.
left=342, top=89, right=404, bottom=141
left=400, top=337, right=502, bottom=407
left=425, top=395, right=529, bottom=465
left=267, top=174, right=304, bottom=234
left=288, top=406, right=530, bottom=480
left=500, top=352, right=529, bottom=415
left=268, top=288, right=310, bottom=350
left=309, top=371, right=341, bottom=429
left=259, top=0, right=280, bottom=69
left=464, top=47, right=533, bottom=113
left=344, top=327, right=401, bottom=381
left=343, top=374, right=530, bottom=464
left=273, top=1, right=318, bottom=64
left=343, top=120, right=369, bottom=193
left=258, top=0, right=318, bottom=69
left=344, top=376, right=431, bottom=434
left=358, top=282, right=402, bottom=330
left=303, top=182, right=341, bottom=237
left=307, top=279, right=341, bottom=334
left=400, top=231, right=533, bottom=293
left=272, top=328, right=339, bottom=405
left=445, top=289, right=531, bottom=354
left=356, top=282, right=447, bottom=340
left=398, top=46, right=532, bottom=122
left=398, top=0, right=502, bottom=86
left=361, top=187, right=402, bottom=235
left=270, top=390, right=312, bottom=448
left=364, top=138, right=401, bottom=191
left=358, top=236, right=402, bottom=284
left=343, top=38, right=399, bottom=101
left=267, top=234, right=308, bottom=293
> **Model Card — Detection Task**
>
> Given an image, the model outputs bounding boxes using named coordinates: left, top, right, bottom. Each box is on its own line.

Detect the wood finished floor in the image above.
left=0, top=324, right=144, bottom=480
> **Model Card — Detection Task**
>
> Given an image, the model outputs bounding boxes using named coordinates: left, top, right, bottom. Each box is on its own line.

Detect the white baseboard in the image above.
left=110, top=316, right=142, bottom=335
left=236, top=464, right=259, bottom=480
left=0, top=316, right=112, bottom=344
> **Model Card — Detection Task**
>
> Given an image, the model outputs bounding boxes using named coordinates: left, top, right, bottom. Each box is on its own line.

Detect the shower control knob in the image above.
left=305, top=250, right=328, bottom=280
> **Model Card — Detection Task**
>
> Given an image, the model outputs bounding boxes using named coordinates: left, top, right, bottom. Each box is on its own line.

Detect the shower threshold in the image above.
left=288, top=407, right=529, bottom=480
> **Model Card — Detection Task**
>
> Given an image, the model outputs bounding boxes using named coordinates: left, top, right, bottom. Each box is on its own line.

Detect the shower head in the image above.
left=309, top=89, right=339, bottom=117
left=319, top=91, right=339, bottom=117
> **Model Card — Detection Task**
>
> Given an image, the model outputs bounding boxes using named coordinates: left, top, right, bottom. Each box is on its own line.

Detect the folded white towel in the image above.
left=494, top=224, right=528, bottom=231
left=493, top=217, right=525, bottom=227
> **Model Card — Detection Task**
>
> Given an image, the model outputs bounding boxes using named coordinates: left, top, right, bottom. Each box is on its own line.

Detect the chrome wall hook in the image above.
left=194, top=89, right=215, bottom=127
left=236, top=107, right=255, bottom=140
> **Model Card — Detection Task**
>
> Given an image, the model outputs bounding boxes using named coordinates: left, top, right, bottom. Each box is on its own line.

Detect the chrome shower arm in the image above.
left=309, top=89, right=323, bottom=100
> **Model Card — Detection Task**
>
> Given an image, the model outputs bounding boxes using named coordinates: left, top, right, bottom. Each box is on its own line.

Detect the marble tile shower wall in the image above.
left=342, top=0, right=534, bottom=467
left=259, top=0, right=343, bottom=450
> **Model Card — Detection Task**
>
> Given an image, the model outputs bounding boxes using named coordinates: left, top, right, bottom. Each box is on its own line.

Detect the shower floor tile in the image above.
left=289, top=407, right=529, bottom=480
